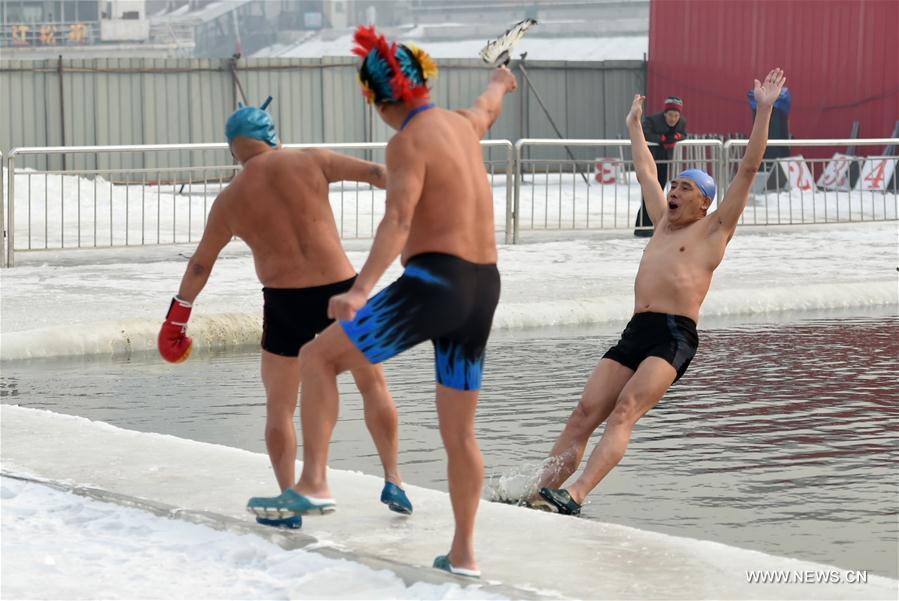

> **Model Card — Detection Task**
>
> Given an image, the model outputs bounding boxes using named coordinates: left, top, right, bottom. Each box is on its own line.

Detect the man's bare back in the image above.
left=212, top=149, right=381, bottom=288
left=161, top=103, right=409, bottom=528
left=388, top=108, right=497, bottom=265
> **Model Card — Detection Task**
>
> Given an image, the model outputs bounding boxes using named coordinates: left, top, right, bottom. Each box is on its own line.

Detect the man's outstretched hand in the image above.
left=626, top=94, right=645, bottom=126
left=753, top=68, right=787, bottom=108
left=490, top=65, right=518, bottom=94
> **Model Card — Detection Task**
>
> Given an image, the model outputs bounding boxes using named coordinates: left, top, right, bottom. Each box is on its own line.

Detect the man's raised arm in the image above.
left=626, top=94, right=666, bottom=224
left=455, top=66, right=517, bottom=139
left=712, top=68, right=786, bottom=235
left=327, top=137, right=424, bottom=321
left=312, top=149, right=387, bottom=189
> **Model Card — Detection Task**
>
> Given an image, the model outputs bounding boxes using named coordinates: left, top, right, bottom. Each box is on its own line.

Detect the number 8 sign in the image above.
left=817, top=153, right=853, bottom=190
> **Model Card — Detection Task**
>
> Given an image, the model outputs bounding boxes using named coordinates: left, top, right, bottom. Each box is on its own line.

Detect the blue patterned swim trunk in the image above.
left=341, top=252, right=500, bottom=391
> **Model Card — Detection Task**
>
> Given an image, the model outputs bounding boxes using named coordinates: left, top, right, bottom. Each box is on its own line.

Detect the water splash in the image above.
left=484, top=452, right=575, bottom=505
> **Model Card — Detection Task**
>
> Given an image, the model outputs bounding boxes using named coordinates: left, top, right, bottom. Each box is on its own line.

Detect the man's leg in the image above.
left=536, top=358, right=634, bottom=491
left=295, top=322, right=372, bottom=499
left=351, top=363, right=402, bottom=485
left=261, top=350, right=301, bottom=492
left=565, top=356, right=676, bottom=504
left=435, top=383, right=482, bottom=572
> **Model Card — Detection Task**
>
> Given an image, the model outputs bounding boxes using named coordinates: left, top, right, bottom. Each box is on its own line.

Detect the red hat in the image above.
left=664, top=96, right=683, bottom=112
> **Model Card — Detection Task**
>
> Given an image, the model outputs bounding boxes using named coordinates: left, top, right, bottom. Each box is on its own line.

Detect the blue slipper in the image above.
left=380, top=481, right=413, bottom=515
left=432, top=555, right=480, bottom=578
left=246, top=488, right=336, bottom=518
left=255, top=515, right=302, bottom=529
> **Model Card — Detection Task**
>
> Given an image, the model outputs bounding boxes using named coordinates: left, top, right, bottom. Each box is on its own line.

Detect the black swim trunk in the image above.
left=602, top=312, right=699, bottom=382
left=261, top=276, right=356, bottom=357
left=340, top=252, right=501, bottom=391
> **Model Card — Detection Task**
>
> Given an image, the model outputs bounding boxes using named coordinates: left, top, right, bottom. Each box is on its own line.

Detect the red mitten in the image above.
left=674, top=132, right=684, bottom=141
left=158, top=296, right=193, bottom=363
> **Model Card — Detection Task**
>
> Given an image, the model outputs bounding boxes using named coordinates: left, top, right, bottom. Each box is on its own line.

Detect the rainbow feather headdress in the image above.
left=352, top=25, right=438, bottom=105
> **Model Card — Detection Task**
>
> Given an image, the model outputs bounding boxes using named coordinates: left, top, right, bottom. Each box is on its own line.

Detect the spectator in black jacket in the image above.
left=634, top=96, right=687, bottom=236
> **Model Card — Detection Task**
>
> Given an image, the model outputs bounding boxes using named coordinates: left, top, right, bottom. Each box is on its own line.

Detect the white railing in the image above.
left=5, top=143, right=231, bottom=268
left=722, top=139, right=898, bottom=226
left=512, top=139, right=724, bottom=243
left=3, top=141, right=514, bottom=267
left=4, top=138, right=895, bottom=266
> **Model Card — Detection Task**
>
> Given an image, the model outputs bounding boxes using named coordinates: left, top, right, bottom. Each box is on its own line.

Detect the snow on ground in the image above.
left=1, top=476, right=503, bottom=601
left=4, top=406, right=897, bottom=600
left=0, top=222, right=895, bottom=360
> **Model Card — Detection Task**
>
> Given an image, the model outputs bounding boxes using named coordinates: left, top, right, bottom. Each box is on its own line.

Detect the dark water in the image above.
left=2, top=314, right=897, bottom=578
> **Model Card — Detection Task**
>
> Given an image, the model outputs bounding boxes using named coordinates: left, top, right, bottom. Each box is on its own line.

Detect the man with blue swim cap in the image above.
left=534, top=68, right=787, bottom=517
left=158, top=96, right=415, bottom=527
left=225, top=98, right=279, bottom=148
left=677, top=168, right=716, bottom=201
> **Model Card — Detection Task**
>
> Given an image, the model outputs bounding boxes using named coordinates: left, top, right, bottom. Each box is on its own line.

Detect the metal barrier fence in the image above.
left=723, top=139, right=898, bottom=226
left=4, top=137, right=896, bottom=266
left=512, top=139, right=724, bottom=243
left=2, top=140, right=513, bottom=267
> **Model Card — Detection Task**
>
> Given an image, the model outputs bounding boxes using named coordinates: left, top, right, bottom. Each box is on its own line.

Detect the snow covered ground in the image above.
left=1, top=209, right=895, bottom=360
left=1, top=474, right=503, bottom=600
left=4, top=406, right=896, bottom=600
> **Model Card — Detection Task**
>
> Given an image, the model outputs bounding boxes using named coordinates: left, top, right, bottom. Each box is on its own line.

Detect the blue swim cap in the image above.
left=677, top=169, right=716, bottom=200
left=225, top=97, right=278, bottom=147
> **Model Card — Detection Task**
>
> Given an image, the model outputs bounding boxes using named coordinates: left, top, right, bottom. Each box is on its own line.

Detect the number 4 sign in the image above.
left=856, top=158, right=897, bottom=191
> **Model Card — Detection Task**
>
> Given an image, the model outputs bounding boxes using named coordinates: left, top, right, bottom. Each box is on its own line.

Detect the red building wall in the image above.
left=647, top=0, right=899, bottom=156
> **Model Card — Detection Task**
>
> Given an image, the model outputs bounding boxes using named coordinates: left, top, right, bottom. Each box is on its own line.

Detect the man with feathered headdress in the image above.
left=246, top=25, right=517, bottom=578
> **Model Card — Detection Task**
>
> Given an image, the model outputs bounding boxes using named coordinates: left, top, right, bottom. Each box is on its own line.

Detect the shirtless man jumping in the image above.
left=246, top=27, right=517, bottom=577
left=157, top=98, right=412, bottom=528
left=534, top=68, right=787, bottom=516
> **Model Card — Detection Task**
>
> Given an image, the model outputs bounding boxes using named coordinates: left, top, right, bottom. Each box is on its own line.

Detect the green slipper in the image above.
left=432, top=555, right=481, bottom=578
left=246, top=488, right=336, bottom=518
left=538, top=487, right=582, bottom=516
